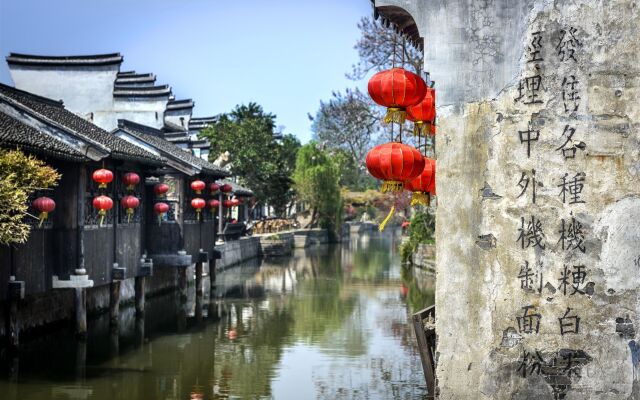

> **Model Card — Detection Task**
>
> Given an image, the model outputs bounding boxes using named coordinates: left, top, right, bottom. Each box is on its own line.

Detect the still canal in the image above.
left=1, top=230, right=434, bottom=399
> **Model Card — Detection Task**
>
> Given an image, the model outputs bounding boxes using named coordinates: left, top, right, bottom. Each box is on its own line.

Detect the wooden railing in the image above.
left=412, top=305, right=437, bottom=398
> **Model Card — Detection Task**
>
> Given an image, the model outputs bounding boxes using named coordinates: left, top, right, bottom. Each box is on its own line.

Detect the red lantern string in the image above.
left=120, top=195, right=140, bottom=223
left=92, top=195, right=113, bottom=227
left=154, top=202, right=169, bottom=226
left=33, top=196, right=55, bottom=227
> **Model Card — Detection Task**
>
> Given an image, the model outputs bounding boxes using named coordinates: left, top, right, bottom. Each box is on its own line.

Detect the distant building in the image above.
left=6, top=52, right=211, bottom=161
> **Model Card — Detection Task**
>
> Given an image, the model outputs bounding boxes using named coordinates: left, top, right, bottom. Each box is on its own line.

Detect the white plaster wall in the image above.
left=8, top=65, right=118, bottom=116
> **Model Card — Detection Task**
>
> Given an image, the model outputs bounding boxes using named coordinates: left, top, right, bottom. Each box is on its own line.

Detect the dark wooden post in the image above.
left=135, top=276, right=145, bottom=316
left=7, top=297, right=19, bottom=350
left=412, top=305, right=437, bottom=399
left=178, top=266, right=188, bottom=304
left=195, top=258, right=203, bottom=322
left=109, top=280, right=121, bottom=327
left=74, top=288, right=87, bottom=338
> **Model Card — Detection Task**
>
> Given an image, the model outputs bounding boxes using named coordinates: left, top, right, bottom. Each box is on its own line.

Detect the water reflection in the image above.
left=0, top=229, right=434, bottom=400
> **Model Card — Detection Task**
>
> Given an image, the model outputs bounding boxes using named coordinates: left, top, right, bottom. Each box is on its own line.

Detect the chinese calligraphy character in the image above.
left=515, top=72, right=544, bottom=105
left=558, top=213, right=586, bottom=253
left=556, top=125, right=586, bottom=160
left=556, top=27, right=581, bottom=62
left=558, top=172, right=586, bottom=204
left=518, top=123, right=540, bottom=158
left=518, top=261, right=544, bottom=293
left=516, top=349, right=545, bottom=377
left=527, top=31, right=544, bottom=63
left=558, top=307, right=581, bottom=335
left=517, top=305, right=542, bottom=334
left=517, top=169, right=537, bottom=204
left=561, top=75, right=580, bottom=112
left=517, top=215, right=546, bottom=250
left=558, top=265, right=588, bottom=295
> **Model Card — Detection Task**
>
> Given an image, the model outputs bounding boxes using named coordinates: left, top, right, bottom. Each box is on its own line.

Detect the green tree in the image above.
left=0, top=149, right=60, bottom=245
left=199, top=103, right=300, bottom=216
left=310, top=88, right=380, bottom=190
left=292, top=143, right=342, bottom=236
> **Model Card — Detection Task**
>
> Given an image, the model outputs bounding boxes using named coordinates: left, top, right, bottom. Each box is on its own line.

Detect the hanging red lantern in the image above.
left=190, top=180, right=205, bottom=194
left=92, top=195, right=113, bottom=227
left=120, top=195, right=140, bottom=223
left=365, top=142, right=425, bottom=193
left=154, top=183, right=169, bottom=198
left=191, top=198, right=205, bottom=221
left=154, top=202, right=169, bottom=225
left=231, top=199, right=241, bottom=207
left=32, top=196, right=55, bottom=227
left=404, top=157, right=434, bottom=206
left=92, top=168, right=113, bottom=189
left=406, top=87, right=436, bottom=136
left=427, top=158, right=436, bottom=195
left=220, top=183, right=233, bottom=193
left=368, top=67, right=427, bottom=124
left=123, top=172, right=140, bottom=190
left=223, top=199, right=234, bottom=208
left=209, top=183, right=220, bottom=194
left=208, top=199, right=220, bottom=211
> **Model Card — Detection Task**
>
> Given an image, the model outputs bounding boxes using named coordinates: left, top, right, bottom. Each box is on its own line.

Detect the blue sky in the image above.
left=0, top=0, right=371, bottom=142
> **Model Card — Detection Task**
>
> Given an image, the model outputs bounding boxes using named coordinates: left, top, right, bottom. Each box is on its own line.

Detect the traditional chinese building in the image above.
left=373, top=0, right=640, bottom=398
left=0, top=52, right=255, bottom=345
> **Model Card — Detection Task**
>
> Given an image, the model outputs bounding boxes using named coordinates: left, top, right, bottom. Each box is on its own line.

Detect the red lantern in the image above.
left=123, top=172, right=140, bottom=190
left=220, top=183, right=233, bottom=193
left=231, top=199, right=241, bottom=207
left=33, top=196, right=55, bottom=227
left=154, top=183, right=169, bottom=198
left=191, top=198, right=205, bottom=220
left=365, top=142, right=425, bottom=193
left=92, top=168, right=113, bottom=189
left=208, top=199, right=220, bottom=210
left=406, top=87, right=436, bottom=136
left=236, top=197, right=244, bottom=205
left=120, top=195, right=140, bottom=223
left=368, top=67, right=427, bottom=124
left=404, top=157, right=434, bottom=206
left=427, top=158, right=436, bottom=195
left=223, top=199, right=234, bottom=208
left=209, top=183, right=220, bottom=194
left=92, top=195, right=113, bottom=227
left=154, top=202, right=169, bottom=225
left=190, top=180, right=205, bottom=194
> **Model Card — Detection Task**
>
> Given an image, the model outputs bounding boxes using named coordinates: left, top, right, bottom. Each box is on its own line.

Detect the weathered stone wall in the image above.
left=376, top=0, right=640, bottom=398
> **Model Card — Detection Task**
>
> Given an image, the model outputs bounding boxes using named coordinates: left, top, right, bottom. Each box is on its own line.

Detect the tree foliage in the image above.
left=310, top=88, right=380, bottom=190
left=292, top=143, right=342, bottom=236
left=348, top=16, right=423, bottom=80
left=400, top=209, right=436, bottom=264
left=0, top=149, right=60, bottom=245
left=199, top=103, right=300, bottom=216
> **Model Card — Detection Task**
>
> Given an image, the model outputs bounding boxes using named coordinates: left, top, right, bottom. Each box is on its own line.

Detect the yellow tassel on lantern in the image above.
left=383, top=107, right=406, bottom=125
left=38, top=211, right=48, bottom=228
left=413, top=122, right=433, bottom=137
left=126, top=208, right=134, bottom=223
left=379, top=206, right=396, bottom=232
left=410, top=192, right=431, bottom=207
left=381, top=180, right=404, bottom=193
left=98, top=209, right=106, bottom=227
left=196, top=209, right=201, bottom=221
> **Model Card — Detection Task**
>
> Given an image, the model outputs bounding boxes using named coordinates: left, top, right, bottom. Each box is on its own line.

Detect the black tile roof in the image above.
left=220, top=180, right=254, bottom=197
left=163, top=132, right=190, bottom=140
left=117, top=119, right=229, bottom=177
left=189, top=116, right=217, bottom=130
left=0, top=83, right=164, bottom=165
left=113, top=84, right=171, bottom=98
left=0, top=112, right=87, bottom=161
left=115, top=72, right=156, bottom=85
left=7, top=52, right=123, bottom=67
left=166, top=99, right=194, bottom=111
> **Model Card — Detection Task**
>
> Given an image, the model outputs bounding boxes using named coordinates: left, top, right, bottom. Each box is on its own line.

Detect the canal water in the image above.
left=0, top=230, right=434, bottom=399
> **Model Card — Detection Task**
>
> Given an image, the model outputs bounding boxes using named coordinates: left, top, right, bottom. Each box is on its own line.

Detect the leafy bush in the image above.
left=400, top=209, right=435, bottom=264
left=0, top=149, right=60, bottom=245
